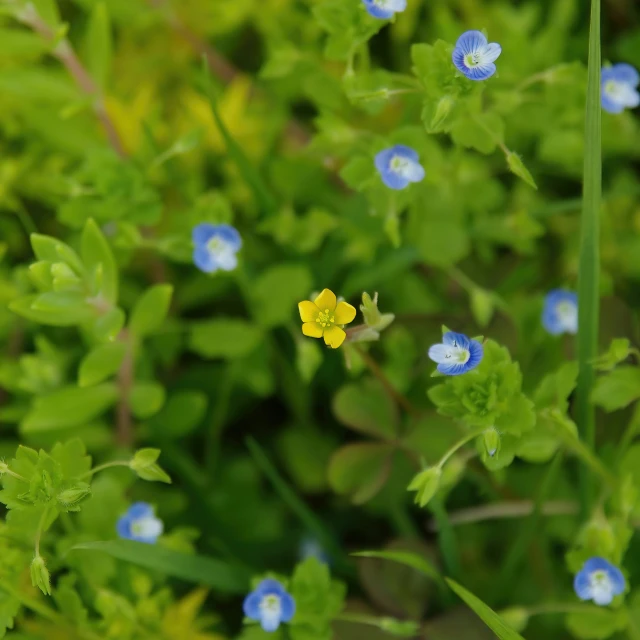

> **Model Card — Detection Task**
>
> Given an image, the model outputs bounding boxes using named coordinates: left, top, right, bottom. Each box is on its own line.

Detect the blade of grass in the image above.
left=576, top=0, right=602, bottom=517
left=430, top=497, right=459, bottom=584
left=245, top=437, right=353, bottom=575
left=201, top=58, right=278, bottom=216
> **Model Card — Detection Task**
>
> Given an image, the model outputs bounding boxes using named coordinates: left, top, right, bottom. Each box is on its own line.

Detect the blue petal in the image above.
left=375, top=148, right=395, bottom=174
left=260, top=611, right=282, bottom=633
left=193, top=246, right=218, bottom=273
left=213, top=224, right=242, bottom=251
left=574, top=568, right=592, bottom=600
left=611, top=63, right=640, bottom=86
left=437, top=361, right=469, bottom=376
left=280, top=593, right=296, bottom=622
left=582, top=557, right=612, bottom=574
left=442, top=331, right=470, bottom=350
left=601, top=92, right=625, bottom=114
left=467, top=340, right=484, bottom=370
left=609, top=565, right=626, bottom=596
left=362, top=0, right=395, bottom=18
left=389, top=144, right=420, bottom=163
left=192, top=223, right=217, bottom=246
left=455, top=30, right=488, bottom=56
left=462, top=63, right=497, bottom=81
left=127, top=502, right=153, bottom=519
left=116, top=514, right=133, bottom=539
left=256, top=578, right=286, bottom=596
left=243, top=591, right=262, bottom=620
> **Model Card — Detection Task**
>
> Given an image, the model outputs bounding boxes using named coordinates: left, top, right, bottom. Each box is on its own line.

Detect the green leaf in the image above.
left=130, top=448, right=171, bottom=484
left=78, top=341, right=126, bottom=387
left=188, top=319, right=263, bottom=359
left=575, top=0, right=602, bottom=515
left=332, top=379, right=398, bottom=439
left=84, top=1, right=112, bottom=90
left=70, top=540, right=250, bottom=594
left=407, top=466, right=442, bottom=508
left=507, top=152, right=538, bottom=189
left=566, top=607, right=628, bottom=640
left=592, top=366, right=640, bottom=412
left=32, top=0, right=61, bottom=25
left=148, top=391, right=208, bottom=439
left=10, top=293, right=95, bottom=326
left=445, top=578, right=526, bottom=640
left=351, top=549, right=442, bottom=583
left=81, top=218, right=118, bottom=304
left=129, top=382, right=165, bottom=419
left=451, top=113, right=504, bottom=155
left=327, top=443, right=392, bottom=504
left=593, top=338, right=634, bottom=372
left=129, top=284, right=173, bottom=337
left=251, top=264, right=313, bottom=328
left=21, top=384, right=118, bottom=433
left=202, top=62, right=277, bottom=216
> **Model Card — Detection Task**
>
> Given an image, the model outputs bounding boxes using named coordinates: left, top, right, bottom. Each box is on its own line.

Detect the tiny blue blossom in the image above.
left=192, top=223, right=242, bottom=274
left=243, top=578, right=296, bottom=632
left=574, top=557, right=625, bottom=606
left=542, top=289, right=578, bottom=335
left=452, top=30, right=502, bottom=81
left=601, top=64, right=640, bottom=114
left=375, top=145, right=425, bottom=190
left=428, top=331, right=483, bottom=376
left=362, top=0, right=406, bottom=19
left=116, top=502, right=163, bottom=544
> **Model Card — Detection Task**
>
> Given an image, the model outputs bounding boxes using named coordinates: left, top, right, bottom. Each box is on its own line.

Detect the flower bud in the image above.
left=31, top=555, right=51, bottom=596
left=360, top=292, right=394, bottom=332
left=430, top=95, right=456, bottom=131
left=408, top=466, right=441, bottom=508
left=483, top=428, right=501, bottom=458
left=130, top=449, right=171, bottom=484
left=57, top=482, right=91, bottom=511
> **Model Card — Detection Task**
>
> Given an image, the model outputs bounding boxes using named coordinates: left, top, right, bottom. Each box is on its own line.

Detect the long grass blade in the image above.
left=576, top=0, right=601, bottom=516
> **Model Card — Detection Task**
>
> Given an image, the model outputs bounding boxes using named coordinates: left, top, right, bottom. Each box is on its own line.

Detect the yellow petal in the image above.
left=334, top=301, right=356, bottom=325
left=302, top=322, right=323, bottom=338
left=323, top=325, right=346, bottom=348
left=314, top=288, right=337, bottom=312
left=298, top=300, right=320, bottom=322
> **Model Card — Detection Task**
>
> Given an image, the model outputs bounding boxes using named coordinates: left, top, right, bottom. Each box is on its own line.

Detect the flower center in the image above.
left=390, top=155, right=410, bottom=174
left=444, top=346, right=471, bottom=364
left=590, top=570, right=613, bottom=601
left=605, top=80, right=623, bottom=98
left=464, top=52, right=482, bottom=68
left=556, top=301, right=577, bottom=331
left=207, top=236, right=228, bottom=258
left=131, top=515, right=162, bottom=539
left=316, top=308, right=335, bottom=328
left=260, top=594, right=281, bottom=614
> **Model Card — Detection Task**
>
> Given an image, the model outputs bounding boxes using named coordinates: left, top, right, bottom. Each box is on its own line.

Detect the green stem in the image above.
left=526, top=602, right=601, bottom=616
left=430, top=498, right=459, bottom=585
left=576, top=0, right=602, bottom=518
left=437, top=427, right=486, bottom=470
left=34, top=506, right=50, bottom=557
left=205, top=364, right=235, bottom=483
left=79, top=460, right=130, bottom=479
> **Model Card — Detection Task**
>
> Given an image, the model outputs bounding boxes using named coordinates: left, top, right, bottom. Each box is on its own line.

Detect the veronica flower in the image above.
left=452, top=30, right=502, bottom=81
left=362, top=0, right=406, bottom=19
left=601, top=64, right=640, bottom=114
left=542, top=290, right=578, bottom=335
left=243, top=578, right=296, bottom=632
left=192, top=223, right=242, bottom=273
left=574, top=557, right=625, bottom=606
left=117, top=502, right=163, bottom=544
left=428, top=331, right=483, bottom=376
left=374, top=145, right=425, bottom=190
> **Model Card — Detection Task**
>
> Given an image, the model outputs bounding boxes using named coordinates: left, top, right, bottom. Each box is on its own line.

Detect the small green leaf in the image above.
left=565, top=607, right=628, bottom=640
left=129, top=382, right=165, bottom=419
left=81, top=218, right=118, bottom=304
left=84, top=2, right=112, bottom=90
left=78, top=341, right=126, bottom=387
left=70, top=540, right=250, bottom=593
left=327, top=443, right=392, bottom=504
left=189, top=319, right=263, bottom=359
left=592, top=366, right=640, bottom=412
left=130, top=448, right=171, bottom=483
left=129, top=284, right=173, bottom=338
left=21, top=384, right=118, bottom=433
left=507, top=152, right=538, bottom=189
left=148, top=391, right=208, bottom=439
left=30, top=556, right=51, bottom=596
left=407, top=466, right=442, bottom=508
left=445, top=578, right=526, bottom=640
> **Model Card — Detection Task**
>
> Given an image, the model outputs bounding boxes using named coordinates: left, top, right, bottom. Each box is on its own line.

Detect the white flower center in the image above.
left=590, top=570, right=613, bottom=604
left=131, top=515, right=163, bottom=540
left=464, top=52, right=482, bottom=68
left=443, top=346, right=471, bottom=364
left=260, top=594, right=282, bottom=616
left=604, top=79, right=637, bottom=105
left=555, top=300, right=577, bottom=333
left=207, top=236, right=231, bottom=259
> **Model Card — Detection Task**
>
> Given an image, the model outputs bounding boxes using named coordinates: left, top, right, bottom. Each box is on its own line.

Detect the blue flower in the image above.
left=192, top=223, right=242, bottom=273
left=574, top=557, right=625, bottom=606
left=452, top=30, right=502, bottom=81
left=428, top=331, right=483, bottom=376
left=542, top=289, right=578, bottom=335
left=299, top=537, right=330, bottom=565
left=374, top=145, right=425, bottom=190
left=362, top=0, right=406, bottom=19
left=116, top=502, right=163, bottom=544
left=243, top=578, right=296, bottom=632
left=601, top=64, right=640, bottom=114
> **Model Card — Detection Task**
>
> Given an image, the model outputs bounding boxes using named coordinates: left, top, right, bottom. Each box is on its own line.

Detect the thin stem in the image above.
left=2, top=468, right=29, bottom=482
left=205, top=364, right=235, bottom=483
left=565, top=436, right=615, bottom=488
left=437, top=427, right=487, bottom=470
left=576, top=0, right=602, bottom=518
left=79, top=460, right=130, bottom=479
left=34, top=506, right=50, bottom=557
left=116, top=330, right=134, bottom=447
left=526, top=602, right=601, bottom=616
left=16, top=5, right=126, bottom=157
left=353, top=345, right=420, bottom=418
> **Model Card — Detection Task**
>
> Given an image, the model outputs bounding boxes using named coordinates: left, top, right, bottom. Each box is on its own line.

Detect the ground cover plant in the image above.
left=1, top=0, right=640, bottom=638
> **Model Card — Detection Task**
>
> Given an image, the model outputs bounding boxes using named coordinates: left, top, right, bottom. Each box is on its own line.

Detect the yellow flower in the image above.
left=298, top=289, right=357, bottom=349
